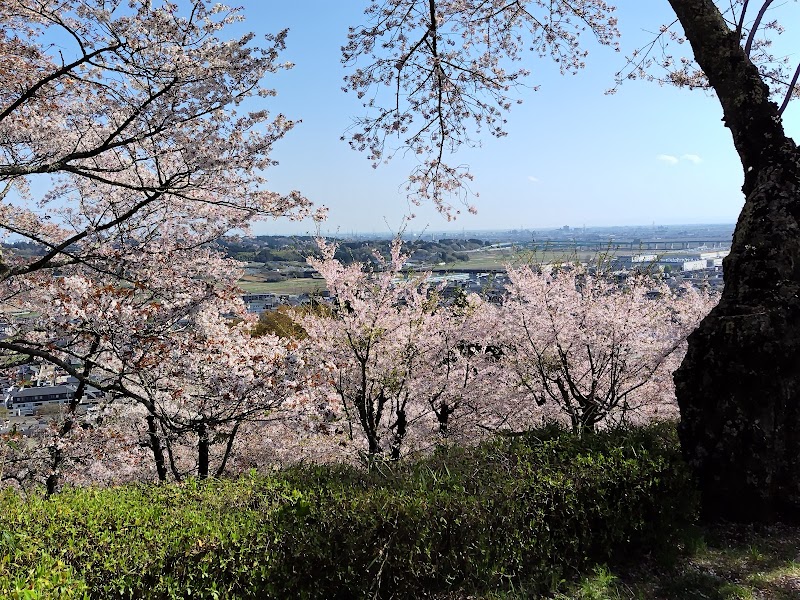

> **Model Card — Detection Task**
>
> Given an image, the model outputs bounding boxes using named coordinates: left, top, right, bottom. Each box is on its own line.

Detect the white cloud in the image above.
left=681, top=153, right=703, bottom=164
left=527, top=175, right=540, bottom=183
left=657, top=154, right=679, bottom=165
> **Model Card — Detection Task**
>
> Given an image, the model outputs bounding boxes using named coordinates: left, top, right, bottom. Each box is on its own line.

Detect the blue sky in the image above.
left=233, top=1, right=800, bottom=236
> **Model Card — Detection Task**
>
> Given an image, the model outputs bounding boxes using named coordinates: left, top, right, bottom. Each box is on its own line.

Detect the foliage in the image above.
left=0, top=552, right=88, bottom=600
left=0, top=423, right=696, bottom=599
left=498, top=265, right=715, bottom=435
left=0, top=0, right=318, bottom=490
left=252, top=306, right=309, bottom=339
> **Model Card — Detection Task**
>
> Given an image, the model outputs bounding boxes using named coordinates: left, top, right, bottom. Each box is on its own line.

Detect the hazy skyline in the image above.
left=232, top=1, right=800, bottom=236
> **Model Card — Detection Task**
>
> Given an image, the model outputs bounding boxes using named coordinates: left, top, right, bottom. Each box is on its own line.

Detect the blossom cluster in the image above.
left=1, top=238, right=716, bottom=487
left=0, top=0, right=320, bottom=489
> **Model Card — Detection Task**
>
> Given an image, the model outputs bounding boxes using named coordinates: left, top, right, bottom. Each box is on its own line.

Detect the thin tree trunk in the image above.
left=146, top=414, right=168, bottom=482
left=215, top=421, right=241, bottom=478
left=165, top=435, right=182, bottom=482
left=198, top=421, right=209, bottom=480
left=46, top=339, right=98, bottom=497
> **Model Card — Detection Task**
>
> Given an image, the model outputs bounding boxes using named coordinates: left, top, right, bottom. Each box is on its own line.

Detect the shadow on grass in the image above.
left=435, top=524, right=800, bottom=599
left=610, top=523, right=800, bottom=600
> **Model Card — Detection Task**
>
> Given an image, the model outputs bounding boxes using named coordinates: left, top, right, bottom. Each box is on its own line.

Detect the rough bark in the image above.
left=146, top=414, right=168, bottom=482
left=669, top=0, right=800, bottom=522
left=197, top=421, right=210, bottom=480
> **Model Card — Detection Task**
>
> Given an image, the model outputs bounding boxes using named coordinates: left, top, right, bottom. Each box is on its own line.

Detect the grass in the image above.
left=433, top=523, right=800, bottom=599
left=430, top=248, right=627, bottom=272
left=562, top=523, right=800, bottom=600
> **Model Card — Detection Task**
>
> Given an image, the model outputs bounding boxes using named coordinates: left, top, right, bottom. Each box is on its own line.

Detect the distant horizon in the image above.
left=245, top=221, right=737, bottom=239
left=232, top=1, right=800, bottom=238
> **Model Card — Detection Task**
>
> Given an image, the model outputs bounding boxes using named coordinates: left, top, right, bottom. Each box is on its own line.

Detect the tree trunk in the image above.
left=436, top=401, right=450, bottom=438
left=198, top=422, right=209, bottom=480
left=669, top=0, right=800, bottom=522
left=390, top=407, right=407, bottom=461
left=46, top=347, right=96, bottom=497
left=146, top=414, right=168, bottom=482
left=675, top=152, right=800, bottom=522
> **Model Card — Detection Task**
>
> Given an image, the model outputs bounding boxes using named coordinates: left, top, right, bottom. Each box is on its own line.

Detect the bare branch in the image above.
left=744, top=0, right=775, bottom=56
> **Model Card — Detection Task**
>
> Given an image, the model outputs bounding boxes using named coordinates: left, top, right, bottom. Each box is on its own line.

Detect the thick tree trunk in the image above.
left=668, top=0, right=800, bottom=521
left=675, top=153, right=800, bottom=522
left=436, top=401, right=451, bottom=438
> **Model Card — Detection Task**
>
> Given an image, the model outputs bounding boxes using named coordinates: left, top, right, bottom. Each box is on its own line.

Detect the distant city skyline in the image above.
left=242, top=222, right=736, bottom=241
left=302, top=218, right=740, bottom=240
left=306, top=223, right=737, bottom=235
left=230, top=1, right=800, bottom=237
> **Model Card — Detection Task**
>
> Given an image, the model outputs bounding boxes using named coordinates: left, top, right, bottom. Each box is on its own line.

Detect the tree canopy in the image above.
left=343, top=0, right=800, bottom=521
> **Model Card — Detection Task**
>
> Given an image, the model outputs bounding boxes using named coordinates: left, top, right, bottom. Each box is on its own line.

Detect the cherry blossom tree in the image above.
left=499, top=266, right=714, bottom=436
left=117, top=309, right=304, bottom=482
left=301, top=239, right=436, bottom=459
left=300, top=242, right=713, bottom=455
left=300, top=239, right=508, bottom=459
left=1, top=398, right=153, bottom=492
left=409, top=291, right=510, bottom=442
left=0, top=0, right=320, bottom=488
left=302, top=240, right=588, bottom=457
left=345, top=0, right=800, bottom=521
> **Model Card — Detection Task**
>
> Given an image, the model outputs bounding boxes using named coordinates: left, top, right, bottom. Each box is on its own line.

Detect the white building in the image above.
left=4, top=384, right=105, bottom=417
left=656, top=258, right=707, bottom=272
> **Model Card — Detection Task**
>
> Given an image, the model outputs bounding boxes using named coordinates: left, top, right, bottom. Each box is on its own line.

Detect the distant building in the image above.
left=700, top=250, right=729, bottom=268
left=4, top=384, right=105, bottom=417
left=242, top=293, right=279, bottom=313
left=657, top=259, right=707, bottom=272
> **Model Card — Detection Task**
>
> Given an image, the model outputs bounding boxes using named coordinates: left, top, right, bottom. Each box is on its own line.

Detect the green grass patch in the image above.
left=563, top=522, right=800, bottom=600
left=0, top=423, right=698, bottom=599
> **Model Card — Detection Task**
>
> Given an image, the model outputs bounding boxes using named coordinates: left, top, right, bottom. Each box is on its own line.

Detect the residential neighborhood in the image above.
left=1, top=366, right=109, bottom=434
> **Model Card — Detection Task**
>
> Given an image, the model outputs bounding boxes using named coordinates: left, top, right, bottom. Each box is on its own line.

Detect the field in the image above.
left=430, top=247, right=626, bottom=272
left=236, top=247, right=639, bottom=294
left=238, top=276, right=327, bottom=295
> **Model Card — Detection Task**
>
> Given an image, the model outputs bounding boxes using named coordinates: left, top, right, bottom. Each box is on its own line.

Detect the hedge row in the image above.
left=0, top=422, right=697, bottom=599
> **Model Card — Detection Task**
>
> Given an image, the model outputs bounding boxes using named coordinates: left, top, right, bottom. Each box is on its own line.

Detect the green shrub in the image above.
left=0, top=422, right=697, bottom=599
left=0, top=554, right=88, bottom=599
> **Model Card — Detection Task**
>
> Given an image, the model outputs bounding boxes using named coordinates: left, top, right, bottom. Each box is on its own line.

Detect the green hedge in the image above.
left=0, top=422, right=697, bottom=599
